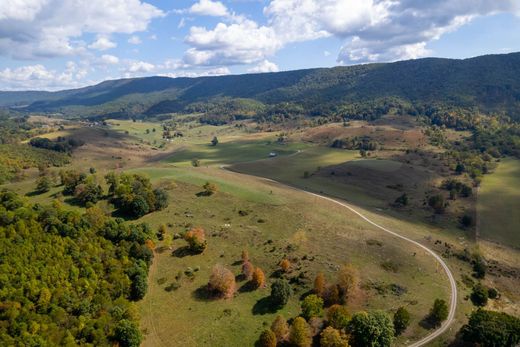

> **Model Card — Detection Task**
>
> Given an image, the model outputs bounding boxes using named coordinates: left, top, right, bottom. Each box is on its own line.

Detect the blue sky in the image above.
left=0, top=0, right=519, bottom=90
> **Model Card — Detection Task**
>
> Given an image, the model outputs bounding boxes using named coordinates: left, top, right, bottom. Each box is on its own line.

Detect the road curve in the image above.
left=224, top=169, right=458, bottom=347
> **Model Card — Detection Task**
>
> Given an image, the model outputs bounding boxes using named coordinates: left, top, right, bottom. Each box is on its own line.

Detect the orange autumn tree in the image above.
left=208, top=264, right=235, bottom=298
left=280, top=259, right=291, bottom=272
left=252, top=267, right=266, bottom=288
left=242, top=261, right=255, bottom=281
left=314, top=272, right=326, bottom=298
left=241, top=249, right=249, bottom=263
left=184, top=227, right=207, bottom=253
left=337, top=264, right=360, bottom=304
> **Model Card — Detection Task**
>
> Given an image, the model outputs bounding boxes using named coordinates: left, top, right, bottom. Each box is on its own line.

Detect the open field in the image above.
left=478, top=158, right=520, bottom=248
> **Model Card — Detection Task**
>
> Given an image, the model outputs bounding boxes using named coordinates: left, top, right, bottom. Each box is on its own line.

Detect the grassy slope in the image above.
left=478, top=158, right=520, bottom=248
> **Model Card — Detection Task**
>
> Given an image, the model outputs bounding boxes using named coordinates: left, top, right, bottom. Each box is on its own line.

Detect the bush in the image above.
left=393, top=307, right=410, bottom=336
left=428, top=194, right=446, bottom=214
left=348, top=311, right=394, bottom=347
left=252, top=267, right=266, bottom=288
left=271, top=315, right=289, bottom=343
left=184, top=227, right=207, bottom=253
left=74, top=177, right=103, bottom=205
left=470, top=283, right=488, bottom=307
left=208, top=264, right=235, bottom=298
left=203, top=181, right=218, bottom=195
left=36, top=175, right=51, bottom=193
left=461, top=309, right=520, bottom=346
left=191, top=158, right=201, bottom=167
left=301, top=294, right=324, bottom=320
left=473, top=255, right=487, bottom=279
left=258, top=329, right=276, bottom=347
left=488, top=287, right=499, bottom=299
left=394, top=193, right=408, bottom=206
left=289, top=317, right=312, bottom=347
left=428, top=299, right=448, bottom=326
left=327, top=304, right=350, bottom=330
left=320, top=326, right=349, bottom=347
left=280, top=258, right=291, bottom=272
left=271, top=279, right=291, bottom=307
left=114, top=319, right=142, bottom=347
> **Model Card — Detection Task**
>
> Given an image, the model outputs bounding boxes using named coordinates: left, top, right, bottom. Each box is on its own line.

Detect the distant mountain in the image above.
left=2, top=52, right=520, bottom=120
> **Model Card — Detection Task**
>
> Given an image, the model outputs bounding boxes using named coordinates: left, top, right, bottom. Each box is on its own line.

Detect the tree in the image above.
left=191, top=158, right=201, bottom=167
left=337, top=264, right=359, bottom=304
left=348, top=311, right=394, bottom=347
left=74, top=176, right=103, bottom=205
left=203, top=181, right=218, bottom=196
left=241, top=249, right=249, bottom=263
left=211, top=136, right=219, bottom=146
left=473, top=255, right=487, bottom=279
left=271, top=315, right=289, bottom=343
left=153, top=188, right=169, bottom=210
left=252, top=267, right=266, bottom=288
left=461, top=309, right=520, bottom=347
left=184, top=227, right=207, bottom=253
left=301, top=294, right=324, bottom=320
left=280, top=258, right=291, bottom=272
left=36, top=175, right=51, bottom=193
left=271, top=279, right=291, bottom=307
left=289, top=317, right=312, bottom=347
left=208, top=264, right=235, bottom=298
left=428, top=299, right=448, bottom=326
left=258, top=329, right=276, bottom=347
left=242, top=261, right=254, bottom=281
left=470, top=283, right=488, bottom=307
left=324, top=284, right=340, bottom=306
left=314, top=272, right=326, bottom=298
left=327, top=305, right=350, bottom=330
left=114, top=319, right=142, bottom=347
left=428, top=194, right=446, bottom=214
left=320, top=327, right=349, bottom=347
left=393, top=307, right=410, bottom=336
left=394, top=193, right=408, bottom=206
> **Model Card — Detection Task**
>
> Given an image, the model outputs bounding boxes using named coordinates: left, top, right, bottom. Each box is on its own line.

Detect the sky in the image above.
left=1, top=0, right=520, bottom=91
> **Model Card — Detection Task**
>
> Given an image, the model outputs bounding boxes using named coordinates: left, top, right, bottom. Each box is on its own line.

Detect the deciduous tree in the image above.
left=289, top=317, right=312, bottom=347
left=208, top=264, right=235, bottom=298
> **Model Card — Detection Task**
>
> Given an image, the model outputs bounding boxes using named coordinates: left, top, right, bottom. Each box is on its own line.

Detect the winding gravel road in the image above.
left=227, top=169, right=458, bottom=347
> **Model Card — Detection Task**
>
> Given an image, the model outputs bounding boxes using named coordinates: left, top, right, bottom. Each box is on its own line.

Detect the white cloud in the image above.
left=100, top=54, right=120, bottom=65
left=125, top=60, right=155, bottom=74
left=0, top=0, right=164, bottom=59
left=0, top=62, right=88, bottom=90
left=183, top=19, right=282, bottom=66
left=128, top=35, right=142, bottom=45
left=189, top=0, right=229, bottom=17
left=248, top=60, right=279, bottom=73
left=89, top=36, right=117, bottom=51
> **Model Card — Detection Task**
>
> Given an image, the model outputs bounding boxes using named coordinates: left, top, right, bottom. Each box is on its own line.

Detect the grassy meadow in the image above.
left=478, top=158, right=520, bottom=248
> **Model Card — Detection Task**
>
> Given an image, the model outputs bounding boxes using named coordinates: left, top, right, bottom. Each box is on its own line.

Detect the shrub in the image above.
left=36, top=175, right=51, bottom=193
left=280, top=258, right=291, bottom=272
left=393, top=307, right=410, bottom=336
left=301, top=294, right=324, bottom=320
left=208, top=264, right=235, bottom=298
left=252, top=267, right=266, bottom=288
left=324, top=284, right=340, bottom=306
left=337, top=264, right=359, bottom=304
left=289, top=317, right=312, bottom=347
left=184, top=227, right=207, bottom=253
left=258, top=329, right=276, bottom=347
left=191, top=158, right=200, bottom=167
left=470, top=283, right=488, bottom=307
left=314, top=272, right=326, bottom=298
left=488, top=287, right=499, bottom=299
left=461, top=309, right=520, bottom=346
left=271, top=279, right=291, bottom=307
left=473, top=255, right=487, bottom=279
left=203, top=181, right=218, bottom=195
left=327, top=304, right=350, bottom=330
left=394, top=193, right=408, bottom=206
left=74, top=177, right=103, bottom=205
left=211, top=136, right=219, bottom=146
left=428, top=194, right=446, bottom=214
left=428, top=299, right=448, bottom=326
left=320, top=326, right=349, bottom=347
left=114, top=319, right=142, bottom=347
left=242, top=261, right=254, bottom=281
left=348, top=311, right=394, bottom=347
left=271, top=315, right=289, bottom=343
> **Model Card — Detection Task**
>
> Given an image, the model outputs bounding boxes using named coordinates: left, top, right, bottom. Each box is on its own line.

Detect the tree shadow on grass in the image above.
left=25, top=190, right=44, bottom=197
left=172, top=246, right=200, bottom=258
left=252, top=296, right=279, bottom=315
left=419, top=316, right=439, bottom=330
left=238, top=281, right=256, bottom=293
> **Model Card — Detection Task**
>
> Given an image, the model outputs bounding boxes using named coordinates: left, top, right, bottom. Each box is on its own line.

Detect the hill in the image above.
left=1, top=52, right=520, bottom=120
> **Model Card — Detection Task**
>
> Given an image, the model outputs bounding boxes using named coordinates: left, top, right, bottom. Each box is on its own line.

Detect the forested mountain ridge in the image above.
left=1, top=52, right=520, bottom=120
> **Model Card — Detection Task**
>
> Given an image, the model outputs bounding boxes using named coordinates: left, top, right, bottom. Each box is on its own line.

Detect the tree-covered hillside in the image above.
left=1, top=52, right=520, bottom=120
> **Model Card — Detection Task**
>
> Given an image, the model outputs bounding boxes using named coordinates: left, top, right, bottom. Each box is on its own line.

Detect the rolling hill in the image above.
left=1, top=52, right=520, bottom=119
